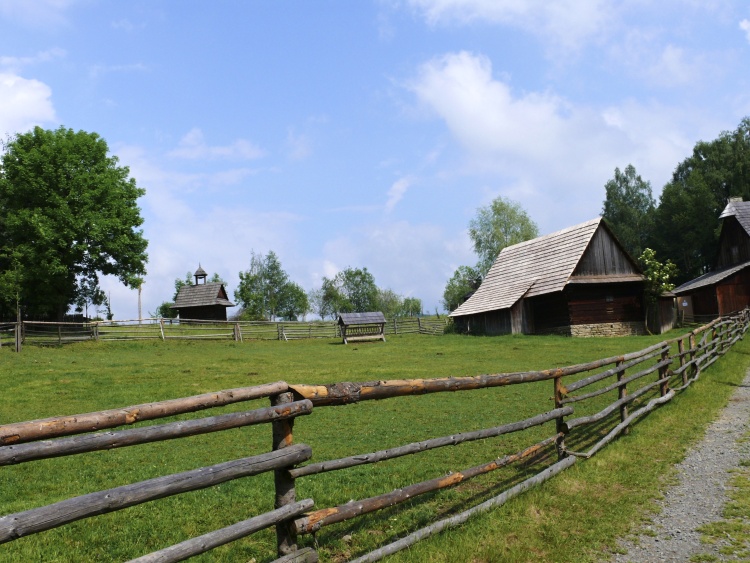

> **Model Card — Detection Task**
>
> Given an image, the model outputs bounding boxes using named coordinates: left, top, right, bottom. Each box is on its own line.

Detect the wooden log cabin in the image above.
left=449, top=218, right=646, bottom=336
left=171, top=266, right=235, bottom=321
left=674, top=198, right=750, bottom=320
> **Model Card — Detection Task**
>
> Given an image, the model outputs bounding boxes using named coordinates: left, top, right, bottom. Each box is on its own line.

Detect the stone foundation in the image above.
left=570, top=321, right=646, bottom=337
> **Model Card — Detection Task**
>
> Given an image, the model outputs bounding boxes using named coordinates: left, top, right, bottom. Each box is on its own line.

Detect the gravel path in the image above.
left=609, top=368, right=750, bottom=563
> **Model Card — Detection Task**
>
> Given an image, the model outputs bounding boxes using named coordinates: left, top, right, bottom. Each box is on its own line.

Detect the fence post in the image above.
left=393, top=318, right=397, bottom=335
left=15, top=322, right=21, bottom=353
left=689, top=333, right=697, bottom=377
left=677, top=338, right=687, bottom=385
left=159, top=318, right=165, bottom=341
left=270, top=391, right=298, bottom=556
left=659, top=345, right=669, bottom=396
left=417, top=317, right=422, bottom=334
left=554, top=375, right=567, bottom=459
left=616, top=359, right=629, bottom=435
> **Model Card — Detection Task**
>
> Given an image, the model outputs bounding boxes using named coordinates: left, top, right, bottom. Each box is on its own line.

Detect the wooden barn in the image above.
left=449, top=218, right=646, bottom=336
left=170, top=266, right=234, bottom=321
left=674, top=198, right=750, bottom=320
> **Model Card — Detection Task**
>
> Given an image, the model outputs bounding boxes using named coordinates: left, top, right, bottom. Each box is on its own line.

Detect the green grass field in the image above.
left=1, top=330, right=749, bottom=562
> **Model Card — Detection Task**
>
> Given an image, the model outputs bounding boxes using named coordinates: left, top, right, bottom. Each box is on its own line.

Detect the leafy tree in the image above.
left=320, top=267, right=379, bottom=315
left=402, top=297, right=422, bottom=317
left=376, top=288, right=403, bottom=319
left=653, top=117, right=750, bottom=282
left=307, top=287, right=331, bottom=320
left=601, top=165, right=655, bottom=258
left=0, top=126, right=148, bottom=320
left=235, top=251, right=301, bottom=320
left=469, top=196, right=539, bottom=276
left=639, top=248, right=678, bottom=333
left=442, top=265, right=481, bottom=312
left=151, top=301, right=178, bottom=319
left=74, top=277, right=106, bottom=319
left=277, top=281, right=309, bottom=321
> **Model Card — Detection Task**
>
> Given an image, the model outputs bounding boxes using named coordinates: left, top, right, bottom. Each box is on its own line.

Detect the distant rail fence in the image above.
left=0, top=311, right=747, bottom=560
left=2, top=316, right=449, bottom=351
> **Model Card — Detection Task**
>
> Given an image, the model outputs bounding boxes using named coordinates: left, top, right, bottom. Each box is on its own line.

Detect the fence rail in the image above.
left=2, top=316, right=448, bottom=350
left=0, top=310, right=747, bottom=561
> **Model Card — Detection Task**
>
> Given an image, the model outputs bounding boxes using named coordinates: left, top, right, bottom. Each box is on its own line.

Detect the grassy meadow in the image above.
left=1, top=329, right=749, bottom=562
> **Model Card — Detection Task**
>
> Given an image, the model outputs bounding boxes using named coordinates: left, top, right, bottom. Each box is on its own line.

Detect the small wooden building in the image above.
left=171, top=266, right=234, bottom=321
left=449, top=218, right=646, bottom=336
left=337, top=312, right=386, bottom=344
left=674, top=199, right=750, bottom=320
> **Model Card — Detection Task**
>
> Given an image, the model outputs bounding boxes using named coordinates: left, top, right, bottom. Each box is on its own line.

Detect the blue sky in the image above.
left=2, top=1, right=750, bottom=319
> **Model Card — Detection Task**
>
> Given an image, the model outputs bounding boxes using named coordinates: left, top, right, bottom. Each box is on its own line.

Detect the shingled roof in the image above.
left=450, top=217, right=642, bottom=318
left=338, top=312, right=386, bottom=325
left=171, top=283, right=234, bottom=309
left=719, top=199, right=750, bottom=236
left=673, top=259, right=750, bottom=295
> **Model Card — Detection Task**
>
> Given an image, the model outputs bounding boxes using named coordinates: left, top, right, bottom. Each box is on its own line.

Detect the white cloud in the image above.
left=385, top=176, right=414, bottom=212
left=169, top=128, right=266, bottom=161
left=0, top=48, right=66, bottom=72
left=741, top=19, right=750, bottom=43
left=406, top=0, right=611, bottom=53
left=89, top=63, right=148, bottom=79
left=286, top=128, right=312, bottom=160
left=320, top=219, right=474, bottom=310
left=0, top=72, right=56, bottom=136
left=0, top=0, right=78, bottom=27
left=406, top=51, right=696, bottom=231
left=105, top=144, right=301, bottom=320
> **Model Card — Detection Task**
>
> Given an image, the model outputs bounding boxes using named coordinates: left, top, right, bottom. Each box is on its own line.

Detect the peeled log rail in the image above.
left=127, top=499, right=315, bottom=563
left=290, top=344, right=669, bottom=406
left=0, top=381, right=288, bottom=446
left=348, top=456, right=577, bottom=563
left=270, top=548, right=319, bottom=563
left=289, top=407, right=572, bottom=478
left=564, top=347, right=666, bottom=394
left=294, top=436, right=557, bottom=534
left=562, top=359, right=670, bottom=404
left=0, top=400, right=313, bottom=466
left=563, top=375, right=670, bottom=432
left=565, top=390, right=676, bottom=459
left=0, top=443, right=312, bottom=543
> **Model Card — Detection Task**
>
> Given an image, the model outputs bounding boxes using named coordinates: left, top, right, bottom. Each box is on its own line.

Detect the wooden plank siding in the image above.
left=717, top=216, right=750, bottom=268
left=572, top=226, right=640, bottom=277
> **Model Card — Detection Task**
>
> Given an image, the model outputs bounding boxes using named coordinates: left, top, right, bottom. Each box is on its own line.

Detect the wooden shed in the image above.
left=170, top=266, right=234, bottom=321
left=449, top=218, right=646, bottom=336
left=674, top=198, right=750, bottom=321
left=337, top=312, right=386, bottom=344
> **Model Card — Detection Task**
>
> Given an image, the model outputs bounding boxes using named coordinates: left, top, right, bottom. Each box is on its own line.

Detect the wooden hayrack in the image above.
left=337, top=312, right=386, bottom=344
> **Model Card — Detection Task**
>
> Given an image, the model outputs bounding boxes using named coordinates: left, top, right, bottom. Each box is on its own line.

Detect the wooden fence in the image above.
left=0, top=311, right=747, bottom=561
left=3, top=316, right=448, bottom=350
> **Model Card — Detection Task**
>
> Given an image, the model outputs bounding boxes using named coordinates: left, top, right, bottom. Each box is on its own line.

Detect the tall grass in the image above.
left=0, top=330, right=747, bottom=561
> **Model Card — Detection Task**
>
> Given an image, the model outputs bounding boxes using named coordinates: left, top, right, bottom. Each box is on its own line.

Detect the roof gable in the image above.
left=720, top=200, right=750, bottom=237
left=172, top=283, right=235, bottom=309
left=450, top=218, right=644, bottom=318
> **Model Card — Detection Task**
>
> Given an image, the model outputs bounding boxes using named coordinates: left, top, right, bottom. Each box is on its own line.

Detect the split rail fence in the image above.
left=1, top=316, right=448, bottom=351
left=0, top=311, right=747, bottom=561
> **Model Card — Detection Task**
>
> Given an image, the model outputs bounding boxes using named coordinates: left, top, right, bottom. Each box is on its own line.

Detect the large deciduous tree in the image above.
left=601, top=164, right=655, bottom=258
left=653, top=117, right=750, bottom=282
left=442, top=265, right=481, bottom=312
left=468, top=196, right=539, bottom=276
left=0, top=126, right=148, bottom=320
left=235, top=251, right=307, bottom=320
